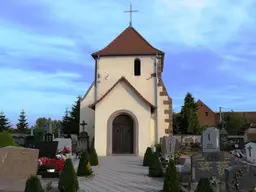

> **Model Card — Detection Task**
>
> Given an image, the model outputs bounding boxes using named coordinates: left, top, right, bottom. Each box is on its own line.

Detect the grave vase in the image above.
left=47, top=169, right=55, bottom=172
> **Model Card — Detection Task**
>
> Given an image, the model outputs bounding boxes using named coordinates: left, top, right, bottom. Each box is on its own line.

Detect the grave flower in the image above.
left=63, top=146, right=71, bottom=153
left=38, top=157, right=65, bottom=172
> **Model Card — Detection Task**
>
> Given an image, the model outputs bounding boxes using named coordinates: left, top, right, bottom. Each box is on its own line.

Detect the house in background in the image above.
left=196, top=100, right=256, bottom=134
left=196, top=100, right=219, bottom=127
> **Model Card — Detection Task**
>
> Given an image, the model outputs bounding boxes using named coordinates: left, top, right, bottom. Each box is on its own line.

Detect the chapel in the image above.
left=80, top=19, right=173, bottom=156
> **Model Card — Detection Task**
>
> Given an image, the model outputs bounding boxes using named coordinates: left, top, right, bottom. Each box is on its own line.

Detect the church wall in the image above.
left=150, top=117, right=155, bottom=145
left=96, top=56, right=155, bottom=104
left=80, top=82, right=95, bottom=107
left=94, top=81, right=151, bottom=156
left=79, top=106, right=95, bottom=144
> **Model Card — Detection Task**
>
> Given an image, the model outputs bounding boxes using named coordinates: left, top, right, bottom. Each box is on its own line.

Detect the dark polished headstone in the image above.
left=35, top=141, right=58, bottom=158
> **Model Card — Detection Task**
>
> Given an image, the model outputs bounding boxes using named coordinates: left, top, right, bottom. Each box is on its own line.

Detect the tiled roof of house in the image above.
left=91, top=26, right=163, bottom=58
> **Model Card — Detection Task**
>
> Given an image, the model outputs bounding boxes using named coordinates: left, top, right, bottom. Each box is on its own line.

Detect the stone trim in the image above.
left=165, top=129, right=171, bottom=134
left=151, top=72, right=162, bottom=77
left=157, top=56, right=173, bottom=135
left=163, top=100, right=172, bottom=105
left=164, top=109, right=171, bottom=114
left=164, top=119, right=172, bottom=123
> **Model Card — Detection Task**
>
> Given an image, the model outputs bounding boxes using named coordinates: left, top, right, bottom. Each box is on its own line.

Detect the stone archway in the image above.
left=112, top=114, right=134, bottom=154
left=107, top=110, right=139, bottom=155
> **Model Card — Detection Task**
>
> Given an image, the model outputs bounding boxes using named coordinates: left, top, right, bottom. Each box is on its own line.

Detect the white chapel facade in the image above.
left=80, top=26, right=173, bottom=156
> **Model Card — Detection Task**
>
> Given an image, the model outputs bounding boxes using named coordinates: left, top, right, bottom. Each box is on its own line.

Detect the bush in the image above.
left=143, top=147, right=153, bottom=166
left=163, top=159, right=180, bottom=192
left=149, top=152, right=163, bottom=177
left=195, top=178, right=213, bottom=192
left=24, top=175, right=44, bottom=192
left=77, top=151, right=93, bottom=176
left=58, top=158, right=79, bottom=192
left=89, top=148, right=99, bottom=166
left=154, top=143, right=161, bottom=153
left=0, top=131, right=20, bottom=148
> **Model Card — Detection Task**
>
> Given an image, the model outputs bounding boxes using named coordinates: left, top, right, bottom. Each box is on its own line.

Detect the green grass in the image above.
left=0, top=131, right=20, bottom=148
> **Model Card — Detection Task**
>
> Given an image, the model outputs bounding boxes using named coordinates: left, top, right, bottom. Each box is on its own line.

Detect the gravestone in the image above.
left=191, top=151, right=233, bottom=182
left=202, top=127, right=220, bottom=153
left=35, top=141, right=58, bottom=158
left=24, top=135, right=36, bottom=148
left=226, top=137, right=245, bottom=150
left=54, top=138, right=72, bottom=152
left=161, top=136, right=179, bottom=156
left=71, top=134, right=78, bottom=153
left=44, top=133, right=54, bottom=141
left=245, top=142, right=256, bottom=164
left=77, top=121, right=89, bottom=151
left=220, top=128, right=228, bottom=150
left=0, top=146, right=39, bottom=192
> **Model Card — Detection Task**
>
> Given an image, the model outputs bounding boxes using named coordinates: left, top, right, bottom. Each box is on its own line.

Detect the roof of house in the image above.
left=88, top=76, right=155, bottom=111
left=91, top=26, right=163, bottom=58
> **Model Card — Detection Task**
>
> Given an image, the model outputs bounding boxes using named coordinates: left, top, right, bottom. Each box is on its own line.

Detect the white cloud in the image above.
left=0, top=68, right=90, bottom=124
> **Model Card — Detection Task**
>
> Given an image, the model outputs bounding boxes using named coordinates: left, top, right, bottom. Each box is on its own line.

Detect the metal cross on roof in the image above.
left=124, top=2, right=138, bottom=27
left=80, top=120, right=87, bottom=132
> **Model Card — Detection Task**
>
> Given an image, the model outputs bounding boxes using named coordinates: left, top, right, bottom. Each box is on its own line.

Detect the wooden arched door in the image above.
left=112, top=114, right=134, bottom=154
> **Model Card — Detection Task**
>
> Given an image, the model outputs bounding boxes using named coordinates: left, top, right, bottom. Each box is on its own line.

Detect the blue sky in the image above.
left=1, top=0, right=256, bottom=126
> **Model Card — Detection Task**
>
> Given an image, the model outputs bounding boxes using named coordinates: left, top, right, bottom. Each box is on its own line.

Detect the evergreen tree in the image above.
left=16, top=109, right=29, bottom=133
left=24, top=175, right=44, bottom=192
left=179, top=93, right=200, bottom=134
left=149, top=152, right=163, bottom=177
left=77, top=151, right=93, bottom=176
left=163, top=159, right=180, bottom=192
left=69, top=96, right=81, bottom=135
left=61, top=108, right=71, bottom=135
left=195, top=178, right=213, bottom=192
left=0, top=111, right=11, bottom=132
left=143, top=147, right=153, bottom=166
left=58, top=159, right=79, bottom=192
left=173, top=112, right=182, bottom=134
left=89, top=148, right=99, bottom=166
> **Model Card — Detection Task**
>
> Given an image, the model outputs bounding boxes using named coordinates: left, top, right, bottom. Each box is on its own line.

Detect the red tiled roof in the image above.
left=91, top=26, right=163, bottom=58
left=88, top=76, right=155, bottom=111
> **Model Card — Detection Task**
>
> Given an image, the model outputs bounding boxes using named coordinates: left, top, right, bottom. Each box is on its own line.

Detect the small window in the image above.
left=134, top=58, right=141, bottom=76
left=205, top=112, right=209, bottom=116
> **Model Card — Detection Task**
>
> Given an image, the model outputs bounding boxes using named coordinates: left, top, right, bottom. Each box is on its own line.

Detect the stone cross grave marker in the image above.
left=0, top=146, right=39, bottom=191
left=202, top=127, right=220, bottom=153
left=161, top=136, right=178, bottom=156
left=80, top=120, right=87, bottom=132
